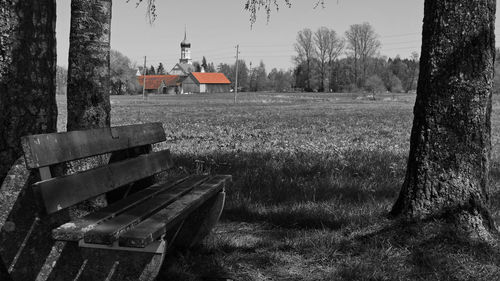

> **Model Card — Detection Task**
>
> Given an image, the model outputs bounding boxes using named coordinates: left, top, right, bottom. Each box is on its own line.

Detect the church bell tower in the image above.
left=180, top=27, right=192, bottom=65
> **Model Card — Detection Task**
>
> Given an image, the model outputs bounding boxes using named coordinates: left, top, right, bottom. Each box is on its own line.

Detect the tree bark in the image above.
left=67, top=0, right=112, bottom=131
left=0, top=0, right=57, bottom=183
left=391, top=0, right=497, bottom=237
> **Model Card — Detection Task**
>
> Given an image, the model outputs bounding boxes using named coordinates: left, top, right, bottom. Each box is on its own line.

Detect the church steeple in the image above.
left=180, top=26, right=192, bottom=64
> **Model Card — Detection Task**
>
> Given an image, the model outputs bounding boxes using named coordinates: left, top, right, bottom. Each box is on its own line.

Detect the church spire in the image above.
left=180, top=26, right=192, bottom=64
left=181, top=25, right=190, bottom=47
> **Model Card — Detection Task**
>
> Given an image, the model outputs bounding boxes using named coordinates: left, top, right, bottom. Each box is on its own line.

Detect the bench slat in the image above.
left=34, top=149, right=174, bottom=214
left=119, top=175, right=231, bottom=248
left=52, top=175, right=207, bottom=241
left=21, top=123, right=166, bottom=169
left=83, top=176, right=212, bottom=245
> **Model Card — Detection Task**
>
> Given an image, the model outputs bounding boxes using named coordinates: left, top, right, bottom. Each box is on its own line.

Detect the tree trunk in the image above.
left=67, top=0, right=112, bottom=131
left=320, top=63, right=325, bottom=92
left=353, top=56, right=358, bottom=89
left=66, top=0, right=112, bottom=215
left=361, top=57, right=367, bottom=88
left=0, top=0, right=57, bottom=183
left=306, top=59, right=311, bottom=91
left=391, top=0, right=497, bottom=238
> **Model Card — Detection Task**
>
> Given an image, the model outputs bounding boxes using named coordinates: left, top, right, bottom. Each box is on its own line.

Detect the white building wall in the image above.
left=200, top=84, right=207, bottom=93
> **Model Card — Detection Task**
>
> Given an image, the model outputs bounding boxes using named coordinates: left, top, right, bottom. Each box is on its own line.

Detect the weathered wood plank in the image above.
left=21, top=123, right=165, bottom=169
left=119, top=175, right=231, bottom=248
left=52, top=175, right=207, bottom=241
left=78, top=239, right=165, bottom=254
left=38, top=167, right=52, bottom=181
left=34, top=150, right=174, bottom=214
left=83, top=176, right=212, bottom=245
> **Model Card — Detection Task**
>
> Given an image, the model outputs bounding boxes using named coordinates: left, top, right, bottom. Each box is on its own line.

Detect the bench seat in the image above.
left=52, top=175, right=230, bottom=249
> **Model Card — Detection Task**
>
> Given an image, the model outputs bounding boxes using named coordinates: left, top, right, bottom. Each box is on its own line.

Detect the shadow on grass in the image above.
left=332, top=220, right=500, bottom=281
left=172, top=149, right=404, bottom=231
left=159, top=248, right=235, bottom=281
left=222, top=203, right=380, bottom=231
left=159, top=219, right=500, bottom=281
left=157, top=146, right=500, bottom=280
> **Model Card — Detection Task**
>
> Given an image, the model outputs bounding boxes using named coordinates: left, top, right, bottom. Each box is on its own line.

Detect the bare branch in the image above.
left=244, top=0, right=292, bottom=25
left=128, top=0, right=157, bottom=23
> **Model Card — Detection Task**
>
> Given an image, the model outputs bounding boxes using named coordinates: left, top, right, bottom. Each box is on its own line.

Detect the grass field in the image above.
left=58, top=92, right=500, bottom=281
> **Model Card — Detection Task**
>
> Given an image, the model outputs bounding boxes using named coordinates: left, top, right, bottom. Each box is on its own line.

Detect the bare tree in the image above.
left=326, top=29, right=344, bottom=65
left=345, top=22, right=380, bottom=88
left=314, top=28, right=344, bottom=92
left=0, top=0, right=58, bottom=183
left=327, top=30, right=344, bottom=92
left=294, top=28, right=315, bottom=91
left=314, top=27, right=330, bottom=92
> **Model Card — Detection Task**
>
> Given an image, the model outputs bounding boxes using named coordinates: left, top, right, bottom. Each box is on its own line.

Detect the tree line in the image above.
left=293, top=23, right=420, bottom=93
left=56, top=44, right=500, bottom=96
left=216, top=60, right=293, bottom=92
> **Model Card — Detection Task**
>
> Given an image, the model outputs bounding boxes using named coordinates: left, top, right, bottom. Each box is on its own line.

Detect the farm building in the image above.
left=137, top=75, right=182, bottom=94
left=137, top=30, right=232, bottom=95
left=182, top=72, right=231, bottom=93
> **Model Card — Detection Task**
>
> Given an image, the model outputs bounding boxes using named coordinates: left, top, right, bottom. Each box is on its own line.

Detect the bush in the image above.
left=365, top=75, right=386, bottom=94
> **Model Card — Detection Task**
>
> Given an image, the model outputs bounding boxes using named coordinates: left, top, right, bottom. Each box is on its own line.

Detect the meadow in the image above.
left=57, top=92, right=500, bottom=281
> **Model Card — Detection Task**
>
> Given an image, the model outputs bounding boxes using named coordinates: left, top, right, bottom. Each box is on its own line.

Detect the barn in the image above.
left=182, top=72, right=231, bottom=94
left=137, top=75, right=182, bottom=94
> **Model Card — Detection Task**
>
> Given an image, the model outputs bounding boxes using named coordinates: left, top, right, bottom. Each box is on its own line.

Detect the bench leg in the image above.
left=171, top=191, right=226, bottom=250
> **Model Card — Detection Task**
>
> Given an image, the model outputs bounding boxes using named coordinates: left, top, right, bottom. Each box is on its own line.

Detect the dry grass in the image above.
left=56, top=92, right=500, bottom=281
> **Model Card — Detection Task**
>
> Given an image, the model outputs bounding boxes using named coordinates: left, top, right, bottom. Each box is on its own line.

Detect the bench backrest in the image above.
left=21, top=123, right=173, bottom=215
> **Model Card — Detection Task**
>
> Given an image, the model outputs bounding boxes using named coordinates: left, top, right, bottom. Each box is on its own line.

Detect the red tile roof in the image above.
left=191, top=72, right=231, bottom=84
left=137, top=75, right=180, bottom=90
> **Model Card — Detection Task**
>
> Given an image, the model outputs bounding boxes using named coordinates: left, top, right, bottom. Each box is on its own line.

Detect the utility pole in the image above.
left=142, top=56, right=147, bottom=100
left=234, top=44, right=239, bottom=104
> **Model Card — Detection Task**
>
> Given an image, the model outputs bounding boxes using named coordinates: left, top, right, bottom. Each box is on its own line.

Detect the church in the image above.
left=138, top=31, right=231, bottom=94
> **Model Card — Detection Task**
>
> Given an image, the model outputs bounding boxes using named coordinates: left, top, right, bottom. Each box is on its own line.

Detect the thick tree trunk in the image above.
left=67, top=0, right=112, bottom=131
left=391, top=0, right=497, bottom=237
left=65, top=0, right=112, bottom=215
left=0, top=0, right=57, bottom=183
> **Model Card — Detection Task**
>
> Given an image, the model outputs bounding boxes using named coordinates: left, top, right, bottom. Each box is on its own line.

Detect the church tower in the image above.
left=180, top=27, right=192, bottom=65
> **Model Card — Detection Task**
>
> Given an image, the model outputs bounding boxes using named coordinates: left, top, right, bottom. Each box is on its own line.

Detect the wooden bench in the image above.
left=0, top=123, right=231, bottom=281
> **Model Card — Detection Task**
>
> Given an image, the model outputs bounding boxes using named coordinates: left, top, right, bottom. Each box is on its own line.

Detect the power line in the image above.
left=382, top=46, right=420, bottom=51
left=380, top=32, right=420, bottom=38
left=383, top=40, right=421, bottom=46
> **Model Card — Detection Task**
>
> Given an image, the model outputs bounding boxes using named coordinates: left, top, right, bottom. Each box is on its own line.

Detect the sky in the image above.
left=55, top=0, right=499, bottom=72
